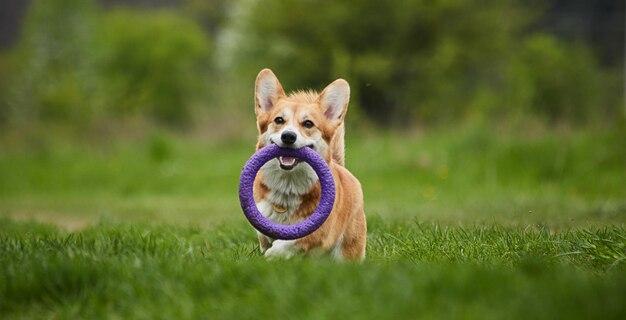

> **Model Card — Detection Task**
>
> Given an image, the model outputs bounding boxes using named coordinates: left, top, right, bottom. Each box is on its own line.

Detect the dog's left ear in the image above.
left=318, top=79, right=350, bottom=125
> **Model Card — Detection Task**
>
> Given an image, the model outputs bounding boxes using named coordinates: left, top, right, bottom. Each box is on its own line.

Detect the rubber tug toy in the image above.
left=238, top=144, right=336, bottom=240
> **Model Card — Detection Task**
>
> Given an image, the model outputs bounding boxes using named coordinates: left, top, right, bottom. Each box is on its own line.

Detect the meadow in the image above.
left=1, top=127, right=625, bottom=319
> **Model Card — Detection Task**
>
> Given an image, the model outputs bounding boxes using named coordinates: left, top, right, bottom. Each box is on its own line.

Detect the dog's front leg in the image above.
left=264, top=240, right=300, bottom=259
left=257, top=232, right=273, bottom=253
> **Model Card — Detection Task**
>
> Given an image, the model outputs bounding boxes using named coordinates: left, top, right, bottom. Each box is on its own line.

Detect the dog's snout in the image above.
left=281, top=131, right=297, bottom=145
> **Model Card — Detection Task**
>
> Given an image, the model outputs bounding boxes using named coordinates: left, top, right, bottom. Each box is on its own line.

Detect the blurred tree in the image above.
left=98, top=9, right=211, bottom=125
left=229, top=0, right=531, bottom=125
left=1, top=0, right=619, bottom=132
left=7, top=0, right=100, bottom=129
left=226, top=0, right=616, bottom=126
left=505, top=35, right=602, bottom=124
left=183, top=0, right=232, bottom=38
left=540, top=0, right=624, bottom=67
left=3, top=0, right=212, bottom=130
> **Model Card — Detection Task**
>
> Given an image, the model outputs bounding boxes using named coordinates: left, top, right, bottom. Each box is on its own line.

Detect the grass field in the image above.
left=1, top=127, right=625, bottom=318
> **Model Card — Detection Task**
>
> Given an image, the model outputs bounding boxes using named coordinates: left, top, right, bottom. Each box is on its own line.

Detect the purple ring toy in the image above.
left=238, top=144, right=336, bottom=240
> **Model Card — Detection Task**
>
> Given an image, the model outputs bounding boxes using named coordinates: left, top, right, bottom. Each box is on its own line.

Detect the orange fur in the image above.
left=252, top=69, right=366, bottom=260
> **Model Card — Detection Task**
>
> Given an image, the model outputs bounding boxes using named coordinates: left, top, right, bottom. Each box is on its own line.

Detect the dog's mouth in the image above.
left=268, top=139, right=313, bottom=170
left=278, top=156, right=300, bottom=170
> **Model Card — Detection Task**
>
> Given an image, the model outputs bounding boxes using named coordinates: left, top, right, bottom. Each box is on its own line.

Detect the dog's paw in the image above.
left=264, top=240, right=299, bottom=259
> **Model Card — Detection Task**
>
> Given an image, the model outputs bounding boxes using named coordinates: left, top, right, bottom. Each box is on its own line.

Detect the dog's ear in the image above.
left=318, top=79, right=350, bottom=124
left=255, top=69, right=285, bottom=115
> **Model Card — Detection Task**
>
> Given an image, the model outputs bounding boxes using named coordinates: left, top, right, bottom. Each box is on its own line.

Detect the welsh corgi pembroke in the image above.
left=252, top=68, right=367, bottom=260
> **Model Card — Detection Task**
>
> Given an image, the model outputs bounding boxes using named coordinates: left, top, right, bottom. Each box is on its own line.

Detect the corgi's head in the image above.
left=254, top=68, right=349, bottom=171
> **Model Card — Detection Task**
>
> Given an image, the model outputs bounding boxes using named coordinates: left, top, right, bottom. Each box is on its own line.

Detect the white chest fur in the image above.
left=254, top=158, right=319, bottom=241
left=256, top=159, right=318, bottom=220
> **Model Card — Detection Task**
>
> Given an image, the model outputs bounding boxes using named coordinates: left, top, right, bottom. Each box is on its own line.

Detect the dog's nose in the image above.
left=281, top=131, right=297, bottom=145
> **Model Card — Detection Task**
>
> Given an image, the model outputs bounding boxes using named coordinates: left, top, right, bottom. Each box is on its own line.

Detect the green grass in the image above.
left=0, top=127, right=625, bottom=318
left=1, top=127, right=624, bottom=227
left=1, top=218, right=625, bottom=319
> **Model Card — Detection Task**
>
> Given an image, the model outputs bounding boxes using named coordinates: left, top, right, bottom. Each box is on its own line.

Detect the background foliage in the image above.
left=1, top=0, right=213, bottom=133
left=0, top=0, right=623, bottom=133
left=229, top=0, right=621, bottom=126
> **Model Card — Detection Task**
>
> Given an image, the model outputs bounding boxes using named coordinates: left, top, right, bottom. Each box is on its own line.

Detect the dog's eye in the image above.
left=303, top=120, right=314, bottom=128
left=274, top=117, right=285, bottom=125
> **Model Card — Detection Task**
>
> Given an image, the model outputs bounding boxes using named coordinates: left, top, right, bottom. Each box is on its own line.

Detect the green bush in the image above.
left=98, top=9, right=212, bottom=125
left=6, top=0, right=100, bottom=129
left=227, top=0, right=529, bottom=125
left=2, top=0, right=212, bottom=132
left=506, top=35, right=602, bottom=124
left=1, top=0, right=619, bottom=133
left=225, top=0, right=617, bottom=127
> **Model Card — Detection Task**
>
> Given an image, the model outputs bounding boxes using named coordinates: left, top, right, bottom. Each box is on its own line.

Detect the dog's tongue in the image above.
left=279, top=156, right=297, bottom=166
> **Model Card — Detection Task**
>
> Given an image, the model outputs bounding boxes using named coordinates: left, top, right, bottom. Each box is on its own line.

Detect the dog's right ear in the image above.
left=255, top=69, right=285, bottom=116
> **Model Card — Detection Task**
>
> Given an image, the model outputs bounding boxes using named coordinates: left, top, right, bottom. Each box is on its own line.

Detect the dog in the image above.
left=252, top=68, right=367, bottom=260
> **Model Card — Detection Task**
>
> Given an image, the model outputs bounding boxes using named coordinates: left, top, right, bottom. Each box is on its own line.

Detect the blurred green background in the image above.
left=0, top=0, right=624, bottom=227
left=0, top=1, right=625, bottom=318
